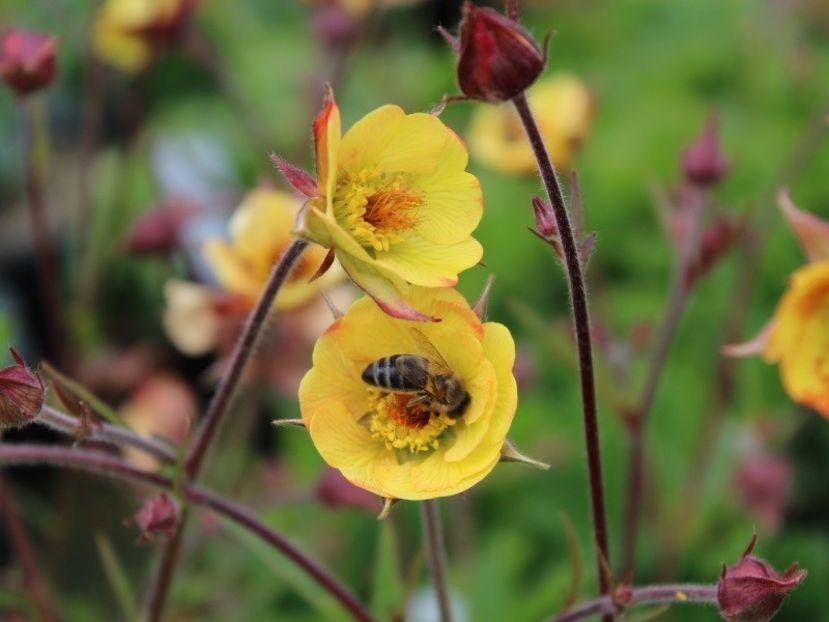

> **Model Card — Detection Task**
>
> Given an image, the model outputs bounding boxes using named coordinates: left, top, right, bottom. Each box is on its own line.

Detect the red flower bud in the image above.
left=0, top=348, right=45, bottom=430
left=0, top=29, right=57, bottom=97
left=717, top=536, right=806, bottom=622
left=125, top=198, right=195, bottom=255
left=134, top=494, right=178, bottom=544
left=532, top=196, right=557, bottom=238
left=682, top=116, right=729, bottom=187
left=316, top=468, right=381, bottom=515
left=456, top=2, right=544, bottom=103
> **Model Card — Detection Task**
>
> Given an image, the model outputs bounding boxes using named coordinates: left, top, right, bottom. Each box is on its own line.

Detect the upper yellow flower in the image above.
left=92, top=0, right=195, bottom=73
left=727, top=191, right=829, bottom=419
left=298, top=287, right=517, bottom=500
left=279, top=87, right=484, bottom=321
left=468, top=74, right=592, bottom=175
left=203, top=188, right=341, bottom=311
left=301, top=0, right=425, bottom=18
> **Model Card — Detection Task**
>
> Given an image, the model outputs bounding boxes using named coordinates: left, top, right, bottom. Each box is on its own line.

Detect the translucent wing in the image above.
left=408, top=328, right=452, bottom=375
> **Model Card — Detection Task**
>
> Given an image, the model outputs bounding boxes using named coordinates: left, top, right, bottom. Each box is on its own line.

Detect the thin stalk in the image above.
left=36, top=405, right=177, bottom=465
left=145, top=239, right=309, bottom=621
left=0, top=444, right=376, bottom=622
left=420, top=500, right=452, bottom=622
left=549, top=583, right=718, bottom=622
left=0, top=473, right=58, bottom=622
left=512, top=92, right=611, bottom=615
left=20, top=96, right=64, bottom=362
left=619, top=196, right=703, bottom=574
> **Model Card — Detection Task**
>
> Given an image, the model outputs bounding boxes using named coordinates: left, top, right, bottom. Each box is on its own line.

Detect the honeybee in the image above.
left=361, top=328, right=471, bottom=419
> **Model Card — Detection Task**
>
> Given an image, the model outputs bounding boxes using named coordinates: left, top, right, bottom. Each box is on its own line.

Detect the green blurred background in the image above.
left=1, top=0, right=828, bottom=620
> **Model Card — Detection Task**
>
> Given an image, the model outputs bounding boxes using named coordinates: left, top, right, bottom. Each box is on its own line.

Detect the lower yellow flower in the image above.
left=298, top=288, right=517, bottom=500
left=203, top=188, right=342, bottom=310
left=468, top=74, right=592, bottom=175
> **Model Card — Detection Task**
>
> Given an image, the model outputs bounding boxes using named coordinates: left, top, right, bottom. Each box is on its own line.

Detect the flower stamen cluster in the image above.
left=365, top=390, right=457, bottom=454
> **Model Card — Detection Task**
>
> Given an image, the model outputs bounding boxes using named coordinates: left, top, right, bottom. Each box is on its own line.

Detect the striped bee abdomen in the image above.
left=362, top=355, right=429, bottom=392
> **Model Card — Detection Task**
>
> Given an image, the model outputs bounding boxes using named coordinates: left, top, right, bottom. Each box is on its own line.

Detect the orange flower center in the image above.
left=333, top=168, right=423, bottom=252
left=366, top=390, right=457, bottom=454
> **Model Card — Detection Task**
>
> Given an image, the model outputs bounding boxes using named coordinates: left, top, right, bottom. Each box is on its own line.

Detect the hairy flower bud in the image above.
left=134, top=494, right=177, bottom=544
left=682, top=116, right=729, bottom=187
left=0, top=29, right=57, bottom=97
left=717, top=536, right=806, bottom=622
left=456, top=1, right=544, bottom=103
left=0, top=349, right=45, bottom=430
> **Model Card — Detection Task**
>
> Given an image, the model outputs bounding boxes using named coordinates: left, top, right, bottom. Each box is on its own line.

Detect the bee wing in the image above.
left=394, top=356, right=430, bottom=389
left=408, top=328, right=452, bottom=375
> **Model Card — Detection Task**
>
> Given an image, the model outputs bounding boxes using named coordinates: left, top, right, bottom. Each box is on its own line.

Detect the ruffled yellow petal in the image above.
left=375, top=235, right=483, bottom=288
left=480, top=322, right=518, bottom=443
left=313, top=87, right=341, bottom=215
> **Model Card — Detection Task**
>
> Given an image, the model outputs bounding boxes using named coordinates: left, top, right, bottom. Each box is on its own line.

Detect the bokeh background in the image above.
left=1, top=0, right=828, bottom=620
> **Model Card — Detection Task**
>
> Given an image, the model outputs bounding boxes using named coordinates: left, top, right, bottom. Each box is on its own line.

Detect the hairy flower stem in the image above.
left=145, top=239, right=310, bottom=622
left=0, top=444, right=377, bottom=622
left=512, top=93, right=611, bottom=616
left=0, top=473, right=58, bottom=622
left=21, top=97, right=64, bottom=362
left=619, top=197, right=703, bottom=575
left=548, top=583, right=718, bottom=622
left=421, top=500, right=453, bottom=622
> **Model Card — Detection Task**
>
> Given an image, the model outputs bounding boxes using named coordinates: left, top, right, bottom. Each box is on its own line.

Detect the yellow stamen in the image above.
left=366, top=390, right=456, bottom=454
left=333, top=168, right=423, bottom=252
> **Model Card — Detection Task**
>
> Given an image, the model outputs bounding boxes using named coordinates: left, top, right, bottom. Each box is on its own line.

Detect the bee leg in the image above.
left=404, top=393, right=430, bottom=416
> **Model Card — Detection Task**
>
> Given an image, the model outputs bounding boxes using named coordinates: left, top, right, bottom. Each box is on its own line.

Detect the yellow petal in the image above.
left=777, top=310, right=829, bottom=419
left=229, top=189, right=296, bottom=276
left=313, top=86, right=341, bottom=215
left=778, top=189, right=829, bottom=263
left=480, top=322, right=518, bottom=444
left=202, top=239, right=262, bottom=301
left=375, top=235, right=483, bottom=288
left=443, top=359, right=497, bottom=462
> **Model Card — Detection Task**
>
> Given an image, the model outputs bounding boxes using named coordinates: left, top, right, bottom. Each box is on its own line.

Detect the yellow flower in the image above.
left=298, top=287, right=517, bottom=500
left=92, top=0, right=194, bottom=73
left=301, top=0, right=425, bottom=18
left=284, top=87, right=483, bottom=321
left=203, top=188, right=342, bottom=311
left=726, top=191, right=829, bottom=419
left=467, top=74, right=592, bottom=175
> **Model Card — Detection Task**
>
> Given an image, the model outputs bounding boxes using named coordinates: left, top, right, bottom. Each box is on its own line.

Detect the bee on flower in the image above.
left=273, top=86, right=484, bottom=321
left=467, top=74, right=592, bottom=175
left=298, top=288, right=517, bottom=501
left=726, top=190, right=829, bottom=419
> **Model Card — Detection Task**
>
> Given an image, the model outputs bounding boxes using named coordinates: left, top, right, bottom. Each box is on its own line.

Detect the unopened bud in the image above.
left=685, top=217, right=740, bottom=287
left=126, top=199, right=195, bottom=255
left=311, top=4, right=360, bottom=50
left=0, top=348, right=45, bottom=430
left=717, top=535, right=806, bottom=622
left=134, top=494, right=177, bottom=544
left=682, top=116, right=729, bottom=187
left=0, top=29, right=57, bottom=97
left=456, top=2, right=544, bottom=103
left=532, top=196, right=557, bottom=238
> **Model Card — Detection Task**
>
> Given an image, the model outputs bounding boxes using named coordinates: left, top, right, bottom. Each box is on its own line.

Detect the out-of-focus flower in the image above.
left=682, top=115, right=729, bottom=187
left=468, top=75, right=592, bottom=175
left=0, top=349, right=45, bottom=430
left=302, top=0, right=425, bottom=19
left=733, top=451, right=792, bottom=534
left=717, top=536, right=806, bottom=622
left=276, top=87, right=483, bottom=321
left=134, top=493, right=177, bottom=543
left=92, top=0, right=196, bottom=73
left=725, top=192, right=829, bottom=419
left=203, top=188, right=341, bottom=311
left=299, top=288, right=517, bottom=500
left=162, top=280, right=226, bottom=356
left=120, top=373, right=195, bottom=469
left=316, top=467, right=382, bottom=514
left=0, top=29, right=56, bottom=97
left=454, top=1, right=544, bottom=103
left=125, top=198, right=196, bottom=255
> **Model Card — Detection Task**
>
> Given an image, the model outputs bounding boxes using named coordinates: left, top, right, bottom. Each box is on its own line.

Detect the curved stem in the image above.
left=146, top=239, right=310, bottom=621
left=420, top=499, right=452, bottom=622
left=549, top=583, right=718, bottom=622
left=0, top=444, right=376, bottom=622
left=512, top=93, right=611, bottom=615
left=36, top=405, right=178, bottom=465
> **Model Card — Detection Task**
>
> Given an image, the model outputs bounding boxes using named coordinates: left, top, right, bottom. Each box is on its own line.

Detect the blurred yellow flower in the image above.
left=298, top=288, right=517, bottom=500
left=204, top=188, right=341, bottom=311
left=92, top=0, right=195, bottom=73
left=468, top=74, right=592, bottom=175
left=726, top=191, right=829, bottom=419
left=291, top=87, right=483, bottom=321
left=302, top=0, right=424, bottom=18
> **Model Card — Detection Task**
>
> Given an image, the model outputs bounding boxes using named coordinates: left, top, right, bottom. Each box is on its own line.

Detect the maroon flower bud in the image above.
left=685, top=217, right=740, bottom=287
left=733, top=452, right=792, bottom=534
left=0, top=348, right=45, bottom=430
left=682, top=116, right=729, bottom=187
left=311, top=4, right=360, bottom=51
left=134, top=494, right=177, bottom=544
left=0, top=29, right=57, bottom=97
left=532, top=196, right=557, bottom=238
left=456, top=1, right=544, bottom=103
left=316, top=468, right=381, bottom=515
left=717, top=535, right=806, bottom=622
left=125, top=198, right=195, bottom=255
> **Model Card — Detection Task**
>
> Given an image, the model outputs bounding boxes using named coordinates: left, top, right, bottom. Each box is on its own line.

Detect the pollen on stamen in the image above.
left=367, top=390, right=456, bottom=454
